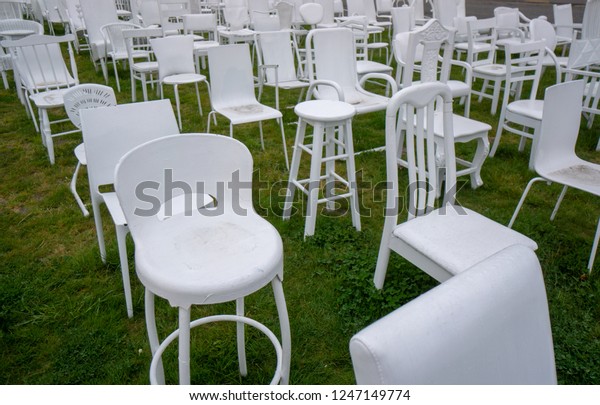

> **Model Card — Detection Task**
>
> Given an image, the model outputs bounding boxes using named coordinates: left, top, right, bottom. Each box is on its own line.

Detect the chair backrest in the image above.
left=376, top=0, right=393, bottom=15
left=0, top=18, right=44, bottom=35
left=63, top=83, right=117, bottom=129
left=314, top=0, right=334, bottom=25
left=251, top=10, right=280, bottom=31
left=346, top=0, right=364, bottom=17
left=115, top=134, right=255, bottom=236
left=61, top=0, right=85, bottom=31
left=553, top=3, right=574, bottom=41
left=431, top=0, right=460, bottom=28
left=0, top=0, right=26, bottom=20
left=123, top=26, right=162, bottom=66
left=582, top=0, right=600, bottom=40
left=80, top=99, right=180, bottom=191
left=362, top=0, right=379, bottom=24
left=305, top=27, right=358, bottom=102
left=275, top=0, right=293, bottom=30
left=350, top=244, right=557, bottom=384
left=223, top=4, right=250, bottom=30
left=79, top=0, right=118, bottom=60
left=101, top=22, right=141, bottom=58
left=383, top=82, right=455, bottom=220
left=530, top=17, right=557, bottom=52
left=2, top=33, right=78, bottom=93
left=408, top=0, right=425, bottom=20
left=503, top=40, right=546, bottom=102
left=534, top=80, right=585, bottom=177
left=398, top=18, right=453, bottom=88
left=391, top=6, right=415, bottom=37
left=158, top=0, right=191, bottom=35
left=151, top=34, right=195, bottom=80
left=39, top=0, right=68, bottom=23
left=256, top=30, right=298, bottom=84
left=247, top=0, right=269, bottom=24
left=298, top=2, right=322, bottom=26
left=208, top=43, right=257, bottom=109
left=566, top=37, right=600, bottom=70
left=182, top=12, right=218, bottom=40
left=139, top=0, right=161, bottom=26
left=339, top=16, right=371, bottom=62
left=465, top=17, right=497, bottom=67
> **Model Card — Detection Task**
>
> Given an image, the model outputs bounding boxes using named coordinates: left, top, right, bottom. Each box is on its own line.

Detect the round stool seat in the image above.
left=135, top=210, right=283, bottom=308
left=294, top=100, right=355, bottom=122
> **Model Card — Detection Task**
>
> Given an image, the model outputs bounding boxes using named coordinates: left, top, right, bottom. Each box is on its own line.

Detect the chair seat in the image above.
left=193, top=40, right=220, bottom=53
left=473, top=64, right=507, bottom=77
left=268, top=79, right=309, bottom=90
left=134, top=211, right=283, bottom=307
left=132, top=60, right=159, bottom=73
left=544, top=159, right=600, bottom=196
left=433, top=112, right=492, bottom=141
left=163, top=73, right=207, bottom=85
left=215, top=102, right=282, bottom=125
left=392, top=206, right=538, bottom=276
left=29, top=88, right=69, bottom=108
left=356, top=60, right=393, bottom=75
left=507, top=99, right=544, bottom=121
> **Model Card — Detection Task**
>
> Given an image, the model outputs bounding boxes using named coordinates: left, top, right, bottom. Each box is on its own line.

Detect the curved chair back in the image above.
left=299, top=2, right=323, bottom=25
left=63, top=84, right=117, bottom=129
left=150, top=34, right=195, bottom=81
left=530, top=17, right=557, bottom=52
left=208, top=43, right=257, bottom=109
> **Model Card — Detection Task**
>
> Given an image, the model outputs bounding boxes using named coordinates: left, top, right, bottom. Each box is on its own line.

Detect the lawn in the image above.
left=0, top=28, right=599, bottom=385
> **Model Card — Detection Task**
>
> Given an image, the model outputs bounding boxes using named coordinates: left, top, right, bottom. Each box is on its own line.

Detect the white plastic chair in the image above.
left=114, top=133, right=291, bottom=385
left=582, top=0, right=600, bottom=40
left=182, top=13, right=220, bottom=71
left=150, top=35, right=210, bottom=130
left=314, top=0, right=336, bottom=29
left=79, top=0, right=119, bottom=83
left=255, top=30, right=308, bottom=111
left=62, top=84, right=117, bottom=217
left=553, top=3, right=579, bottom=55
left=529, top=17, right=568, bottom=73
left=490, top=40, right=547, bottom=169
left=298, top=2, right=322, bottom=29
left=390, top=5, right=414, bottom=38
left=305, top=27, right=397, bottom=117
left=339, top=17, right=392, bottom=79
left=122, top=26, right=161, bottom=102
left=158, top=0, right=191, bottom=36
left=207, top=43, right=289, bottom=169
left=100, top=21, right=143, bottom=92
left=373, top=82, right=537, bottom=288
left=509, top=80, right=600, bottom=274
left=354, top=244, right=556, bottom=384
left=80, top=99, right=180, bottom=318
left=2, top=34, right=80, bottom=164
left=430, top=0, right=464, bottom=29
left=494, top=6, right=531, bottom=49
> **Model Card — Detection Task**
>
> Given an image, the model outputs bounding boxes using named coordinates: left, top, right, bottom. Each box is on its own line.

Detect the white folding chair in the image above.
left=114, top=133, right=291, bottom=384
left=207, top=43, right=289, bottom=169
left=354, top=244, right=556, bottom=384
left=509, top=80, right=600, bottom=274
left=374, top=82, right=536, bottom=288
left=80, top=99, right=180, bottom=318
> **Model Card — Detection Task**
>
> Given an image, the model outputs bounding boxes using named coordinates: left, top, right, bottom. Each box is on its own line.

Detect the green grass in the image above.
left=1, top=30, right=599, bottom=385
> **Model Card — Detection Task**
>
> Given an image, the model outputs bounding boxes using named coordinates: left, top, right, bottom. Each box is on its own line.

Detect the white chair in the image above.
left=490, top=40, right=547, bottom=169
left=207, top=43, right=289, bottom=169
left=138, top=0, right=161, bottom=27
left=339, top=17, right=392, bottom=79
left=80, top=99, right=180, bottom=318
left=79, top=0, right=119, bottom=82
left=298, top=1, right=322, bottom=29
left=122, top=26, right=161, bottom=102
left=158, top=0, right=191, bottom=36
left=354, top=244, right=556, bottom=384
left=61, top=0, right=88, bottom=53
left=529, top=17, right=568, bottom=74
left=396, top=19, right=486, bottom=190
left=114, top=133, right=291, bottom=385
left=510, top=80, right=600, bottom=274
left=182, top=13, right=220, bottom=71
left=553, top=3, right=579, bottom=55
left=0, top=0, right=26, bottom=20
left=255, top=30, right=308, bottom=111
left=38, top=0, right=69, bottom=35
left=2, top=34, right=80, bottom=164
left=219, top=3, right=254, bottom=44
left=100, top=21, right=143, bottom=92
left=373, top=82, right=537, bottom=288
left=430, top=0, right=464, bottom=29
left=390, top=5, right=414, bottom=39
left=62, top=84, right=117, bottom=217
left=305, top=27, right=397, bottom=117
left=115, top=0, right=132, bottom=19
left=151, top=35, right=210, bottom=130
left=314, top=0, right=336, bottom=29
left=494, top=6, right=531, bottom=48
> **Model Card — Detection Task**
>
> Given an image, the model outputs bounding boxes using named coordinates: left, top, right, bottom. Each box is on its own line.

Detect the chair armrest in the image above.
left=358, top=73, right=398, bottom=95
left=449, top=58, right=473, bottom=84
left=544, top=47, right=562, bottom=84
left=307, top=79, right=345, bottom=102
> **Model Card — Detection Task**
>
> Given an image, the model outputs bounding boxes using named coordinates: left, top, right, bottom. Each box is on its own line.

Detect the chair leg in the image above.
left=145, top=289, right=165, bottom=384
left=550, top=185, right=569, bottom=221
left=588, top=217, right=600, bottom=273
left=305, top=123, right=324, bottom=238
left=130, top=70, right=136, bottom=102
left=194, top=82, right=202, bottom=117
left=70, top=161, right=90, bottom=217
left=508, top=177, right=546, bottom=228
left=178, top=306, right=191, bottom=385
left=1, top=70, right=8, bottom=89
left=283, top=118, right=307, bottom=220
left=374, top=236, right=392, bottom=290
left=279, top=118, right=289, bottom=170
left=490, top=106, right=506, bottom=158
left=115, top=224, right=133, bottom=318
left=272, top=276, right=291, bottom=384
left=259, top=121, right=265, bottom=149
left=141, top=73, right=149, bottom=102
left=236, top=297, right=247, bottom=377
left=40, top=108, right=55, bottom=164
left=112, top=59, right=121, bottom=92
left=174, top=84, right=182, bottom=130
left=344, top=118, right=361, bottom=231
left=91, top=196, right=107, bottom=263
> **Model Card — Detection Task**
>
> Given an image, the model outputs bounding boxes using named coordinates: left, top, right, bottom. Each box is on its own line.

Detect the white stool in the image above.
left=283, top=100, right=361, bottom=237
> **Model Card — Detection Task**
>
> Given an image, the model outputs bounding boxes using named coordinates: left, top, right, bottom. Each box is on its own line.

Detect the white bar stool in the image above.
left=283, top=99, right=361, bottom=237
